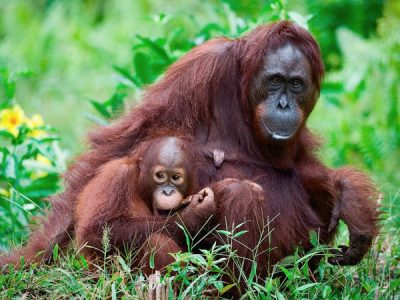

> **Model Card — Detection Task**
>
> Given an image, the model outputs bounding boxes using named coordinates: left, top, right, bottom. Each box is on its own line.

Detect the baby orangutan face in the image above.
left=150, top=161, right=190, bottom=214
left=139, top=137, right=192, bottom=216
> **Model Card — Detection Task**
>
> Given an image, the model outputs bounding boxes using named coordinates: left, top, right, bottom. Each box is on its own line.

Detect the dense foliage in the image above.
left=0, top=69, right=66, bottom=249
left=0, top=0, right=398, bottom=298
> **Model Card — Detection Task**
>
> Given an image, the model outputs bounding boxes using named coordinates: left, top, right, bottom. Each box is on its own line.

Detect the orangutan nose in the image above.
left=162, top=187, right=176, bottom=196
left=278, top=95, right=289, bottom=109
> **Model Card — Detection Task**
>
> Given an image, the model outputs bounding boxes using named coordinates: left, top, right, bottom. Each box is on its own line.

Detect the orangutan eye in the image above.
left=172, top=174, right=181, bottom=181
left=291, top=78, right=303, bottom=89
left=269, top=76, right=282, bottom=86
left=156, top=172, right=165, bottom=179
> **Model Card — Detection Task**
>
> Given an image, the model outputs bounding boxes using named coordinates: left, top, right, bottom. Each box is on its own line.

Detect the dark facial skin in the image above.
left=140, top=138, right=191, bottom=215
left=250, top=43, right=315, bottom=143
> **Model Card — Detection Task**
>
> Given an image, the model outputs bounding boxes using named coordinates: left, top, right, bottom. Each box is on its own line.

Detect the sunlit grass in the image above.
left=1, top=211, right=399, bottom=298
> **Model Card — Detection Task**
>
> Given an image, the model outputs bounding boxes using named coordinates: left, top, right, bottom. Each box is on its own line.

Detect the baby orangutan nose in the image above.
left=162, top=187, right=176, bottom=196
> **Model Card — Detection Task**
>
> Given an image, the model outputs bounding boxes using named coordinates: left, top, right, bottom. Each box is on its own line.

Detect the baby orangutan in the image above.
left=142, top=137, right=212, bottom=217
left=75, top=135, right=215, bottom=273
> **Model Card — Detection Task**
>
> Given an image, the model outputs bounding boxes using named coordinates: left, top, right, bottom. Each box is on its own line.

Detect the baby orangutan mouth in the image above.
left=155, top=202, right=190, bottom=217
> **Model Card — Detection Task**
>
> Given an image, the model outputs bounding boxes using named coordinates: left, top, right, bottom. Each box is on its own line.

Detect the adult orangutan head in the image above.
left=242, top=22, right=324, bottom=145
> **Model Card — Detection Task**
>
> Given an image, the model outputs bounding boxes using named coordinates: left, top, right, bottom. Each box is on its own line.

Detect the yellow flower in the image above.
left=36, top=154, right=51, bottom=165
left=28, top=114, right=44, bottom=127
left=0, top=105, right=26, bottom=137
left=26, top=113, right=46, bottom=138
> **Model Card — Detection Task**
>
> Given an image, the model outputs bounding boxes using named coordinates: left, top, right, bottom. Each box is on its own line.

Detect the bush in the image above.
left=0, top=68, right=66, bottom=249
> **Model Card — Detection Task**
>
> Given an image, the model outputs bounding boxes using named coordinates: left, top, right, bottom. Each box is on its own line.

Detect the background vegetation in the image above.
left=0, top=0, right=399, bottom=298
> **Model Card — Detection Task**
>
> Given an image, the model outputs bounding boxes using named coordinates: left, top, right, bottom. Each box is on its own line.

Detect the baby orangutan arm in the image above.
left=75, top=158, right=215, bottom=259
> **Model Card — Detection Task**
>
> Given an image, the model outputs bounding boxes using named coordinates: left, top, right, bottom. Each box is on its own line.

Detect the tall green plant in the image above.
left=0, top=68, right=67, bottom=248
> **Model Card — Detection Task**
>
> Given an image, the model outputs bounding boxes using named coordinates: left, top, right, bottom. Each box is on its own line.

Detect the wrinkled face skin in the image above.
left=140, top=138, right=190, bottom=216
left=250, top=43, right=315, bottom=143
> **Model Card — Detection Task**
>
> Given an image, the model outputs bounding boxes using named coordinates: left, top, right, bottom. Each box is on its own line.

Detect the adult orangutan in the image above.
left=0, top=21, right=379, bottom=280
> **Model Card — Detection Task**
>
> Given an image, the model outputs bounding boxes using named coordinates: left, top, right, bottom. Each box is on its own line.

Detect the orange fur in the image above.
left=1, top=22, right=379, bottom=279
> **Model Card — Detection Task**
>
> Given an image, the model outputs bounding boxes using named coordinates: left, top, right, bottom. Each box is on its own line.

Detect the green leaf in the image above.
left=79, top=255, right=88, bottom=270
left=109, top=92, right=126, bottom=115
left=90, top=100, right=111, bottom=119
left=220, top=283, right=236, bottom=295
left=149, top=252, right=155, bottom=269
left=247, top=262, right=257, bottom=285
left=117, top=256, right=130, bottom=273
left=112, top=65, right=141, bottom=87
left=295, top=283, right=320, bottom=292
left=4, top=154, right=16, bottom=179
left=213, top=281, right=224, bottom=290
left=133, top=51, right=154, bottom=85
left=233, top=230, right=248, bottom=238
left=309, top=230, right=319, bottom=247
left=0, top=130, right=16, bottom=140
left=21, top=179, right=59, bottom=200
left=277, top=265, right=293, bottom=280
left=52, top=244, right=59, bottom=261
left=136, top=35, right=171, bottom=63
left=276, top=291, right=286, bottom=300
left=4, top=80, right=16, bottom=100
left=216, top=230, right=231, bottom=236
left=322, top=285, right=332, bottom=298
left=190, top=254, right=207, bottom=266
left=176, top=223, right=191, bottom=250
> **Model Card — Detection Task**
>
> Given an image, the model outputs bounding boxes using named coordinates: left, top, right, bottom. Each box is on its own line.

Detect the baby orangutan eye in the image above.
left=156, top=172, right=165, bottom=179
left=172, top=174, right=180, bottom=181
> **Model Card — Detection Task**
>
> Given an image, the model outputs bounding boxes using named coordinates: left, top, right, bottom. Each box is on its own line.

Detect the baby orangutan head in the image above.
left=138, top=137, right=194, bottom=216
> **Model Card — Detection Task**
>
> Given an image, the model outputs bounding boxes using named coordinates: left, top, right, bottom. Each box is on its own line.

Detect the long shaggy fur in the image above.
left=0, top=21, right=379, bottom=275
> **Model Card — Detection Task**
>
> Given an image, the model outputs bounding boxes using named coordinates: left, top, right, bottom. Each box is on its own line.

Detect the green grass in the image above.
left=1, top=209, right=399, bottom=299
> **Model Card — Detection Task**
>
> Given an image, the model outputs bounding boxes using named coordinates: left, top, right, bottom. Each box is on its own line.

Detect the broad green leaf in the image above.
left=133, top=51, right=154, bottom=85
left=136, top=35, right=171, bottom=63
left=90, top=100, right=111, bottom=119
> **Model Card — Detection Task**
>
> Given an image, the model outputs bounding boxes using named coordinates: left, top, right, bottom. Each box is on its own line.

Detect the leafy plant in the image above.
left=0, top=68, right=67, bottom=248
